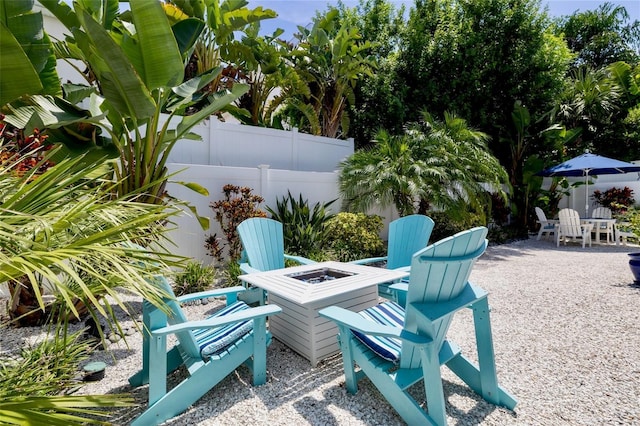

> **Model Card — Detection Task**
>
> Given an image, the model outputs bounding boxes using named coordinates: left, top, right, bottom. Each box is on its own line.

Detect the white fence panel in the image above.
left=165, top=163, right=341, bottom=263
left=168, top=119, right=353, bottom=172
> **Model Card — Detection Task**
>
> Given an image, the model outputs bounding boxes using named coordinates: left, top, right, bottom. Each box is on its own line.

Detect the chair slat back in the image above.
left=591, top=207, right=612, bottom=219
left=150, top=276, right=202, bottom=358
left=386, top=215, right=435, bottom=270
left=401, top=227, right=488, bottom=369
left=238, top=218, right=286, bottom=272
left=535, top=207, right=548, bottom=223
left=558, top=208, right=583, bottom=237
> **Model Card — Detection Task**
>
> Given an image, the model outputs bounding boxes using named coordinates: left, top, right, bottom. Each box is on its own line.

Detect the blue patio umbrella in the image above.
left=537, top=152, right=640, bottom=217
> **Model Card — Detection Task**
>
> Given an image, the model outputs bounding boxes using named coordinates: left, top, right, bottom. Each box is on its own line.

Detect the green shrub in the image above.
left=428, top=211, right=486, bottom=242
left=172, top=261, right=218, bottom=296
left=221, top=260, right=243, bottom=288
left=325, top=213, right=385, bottom=261
left=266, top=191, right=336, bottom=258
left=615, top=207, right=640, bottom=239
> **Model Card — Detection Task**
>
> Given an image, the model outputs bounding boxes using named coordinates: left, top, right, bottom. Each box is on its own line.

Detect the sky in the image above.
left=246, top=1, right=640, bottom=39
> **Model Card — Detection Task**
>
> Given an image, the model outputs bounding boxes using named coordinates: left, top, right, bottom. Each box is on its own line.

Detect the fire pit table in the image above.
left=239, top=261, right=408, bottom=366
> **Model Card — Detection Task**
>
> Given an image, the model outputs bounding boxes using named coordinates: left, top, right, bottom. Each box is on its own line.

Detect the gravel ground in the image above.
left=3, top=236, right=640, bottom=425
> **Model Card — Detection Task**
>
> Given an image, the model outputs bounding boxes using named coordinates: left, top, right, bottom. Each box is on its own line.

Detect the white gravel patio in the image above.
left=3, top=236, right=640, bottom=425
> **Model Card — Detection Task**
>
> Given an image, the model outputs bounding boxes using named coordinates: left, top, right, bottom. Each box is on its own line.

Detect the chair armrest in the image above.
left=239, top=263, right=262, bottom=275
left=412, top=283, right=487, bottom=322
left=349, top=256, right=388, bottom=266
left=389, top=282, right=409, bottom=293
left=151, top=305, right=282, bottom=337
left=319, top=306, right=431, bottom=345
left=176, top=286, right=246, bottom=303
left=284, top=254, right=317, bottom=265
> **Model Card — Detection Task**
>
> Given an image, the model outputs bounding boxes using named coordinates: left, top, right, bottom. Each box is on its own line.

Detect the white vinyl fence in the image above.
left=166, top=163, right=343, bottom=263
left=165, top=119, right=355, bottom=263
left=168, top=119, right=353, bottom=173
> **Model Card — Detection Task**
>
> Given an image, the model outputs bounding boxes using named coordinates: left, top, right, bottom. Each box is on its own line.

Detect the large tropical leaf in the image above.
left=172, top=17, right=207, bottom=57
left=0, top=0, right=63, bottom=106
left=173, top=83, right=249, bottom=141
left=129, top=0, right=185, bottom=90
left=1, top=95, right=119, bottom=162
left=74, top=9, right=156, bottom=119
left=0, top=24, right=41, bottom=106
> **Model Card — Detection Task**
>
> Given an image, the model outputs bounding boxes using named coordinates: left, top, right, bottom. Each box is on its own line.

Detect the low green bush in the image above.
left=428, top=211, right=485, bottom=242
left=172, top=261, right=217, bottom=296
left=221, top=260, right=243, bottom=288
left=615, top=207, right=640, bottom=239
left=325, top=213, right=385, bottom=262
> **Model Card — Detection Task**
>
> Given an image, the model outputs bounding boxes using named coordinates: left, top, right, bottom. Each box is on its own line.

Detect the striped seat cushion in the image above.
left=350, top=301, right=405, bottom=363
left=195, top=301, right=254, bottom=358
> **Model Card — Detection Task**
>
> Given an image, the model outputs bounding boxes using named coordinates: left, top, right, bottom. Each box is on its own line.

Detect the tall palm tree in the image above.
left=552, top=67, right=621, bottom=154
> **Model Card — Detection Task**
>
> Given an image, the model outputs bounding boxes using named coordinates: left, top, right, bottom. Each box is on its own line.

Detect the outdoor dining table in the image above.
left=239, top=261, right=409, bottom=366
left=581, top=218, right=617, bottom=244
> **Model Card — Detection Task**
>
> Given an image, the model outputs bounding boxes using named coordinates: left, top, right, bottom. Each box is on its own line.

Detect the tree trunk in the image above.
left=7, top=275, right=90, bottom=327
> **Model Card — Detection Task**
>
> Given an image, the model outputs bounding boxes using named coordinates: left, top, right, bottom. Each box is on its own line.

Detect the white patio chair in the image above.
left=591, top=207, right=614, bottom=244
left=557, top=208, right=593, bottom=248
left=615, top=222, right=639, bottom=246
left=535, top=207, right=558, bottom=241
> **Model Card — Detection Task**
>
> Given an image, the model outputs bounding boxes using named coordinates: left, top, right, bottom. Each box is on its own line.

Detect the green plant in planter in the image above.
left=324, top=212, right=384, bottom=262
left=172, top=260, right=217, bottom=296
left=266, top=191, right=336, bottom=258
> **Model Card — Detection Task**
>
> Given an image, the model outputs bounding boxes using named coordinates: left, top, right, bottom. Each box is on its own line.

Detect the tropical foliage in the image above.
left=0, top=148, right=185, bottom=422
left=282, top=8, right=376, bottom=138
left=339, top=111, right=508, bottom=220
left=205, top=184, right=266, bottom=262
left=555, top=2, right=640, bottom=70
left=266, top=191, right=336, bottom=258
left=172, top=260, right=218, bottom=296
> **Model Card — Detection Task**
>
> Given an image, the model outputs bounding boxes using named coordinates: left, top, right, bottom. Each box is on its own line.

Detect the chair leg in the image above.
left=133, top=341, right=256, bottom=426
left=420, top=344, right=448, bottom=425
left=446, top=297, right=517, bottom=410
left=350, top=342, right=437, bottom=425
left=336, top=326, right=359, bottom=394
left=251, top=317, right=268, bottom=386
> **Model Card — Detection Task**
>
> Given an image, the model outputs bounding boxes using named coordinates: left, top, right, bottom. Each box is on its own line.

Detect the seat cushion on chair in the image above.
left=351, top=301, right=405, bottom=363
left=195, top=301, right=254, bottom=358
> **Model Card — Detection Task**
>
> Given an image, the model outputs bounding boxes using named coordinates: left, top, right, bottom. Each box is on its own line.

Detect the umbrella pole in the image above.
left=585, top=170, right=590, bottom=218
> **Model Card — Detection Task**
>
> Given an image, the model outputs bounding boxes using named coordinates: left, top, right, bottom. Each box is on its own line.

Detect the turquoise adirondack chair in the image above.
left=128, top=275, right=281, bottom=425
left=319, top=227, right=517, bottom=425
left=351, top=214, right=434, bottom=303
left=237, top=217, right=316, bottom=302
